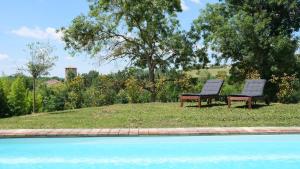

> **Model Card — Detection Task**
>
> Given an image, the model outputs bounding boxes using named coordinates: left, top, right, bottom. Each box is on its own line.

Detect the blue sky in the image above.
left=0, top=0, right=218, bottom=78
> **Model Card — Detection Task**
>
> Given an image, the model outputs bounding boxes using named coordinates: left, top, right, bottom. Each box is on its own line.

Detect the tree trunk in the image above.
left=147, top=56, right=156, bottom=102
left=149, top=66, right=156, bottom=102
left=33, top=78, right=36, bottom=113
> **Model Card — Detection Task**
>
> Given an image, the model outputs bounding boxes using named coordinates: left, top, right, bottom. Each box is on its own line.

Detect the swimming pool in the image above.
left=0, top=135, right=300, bottom=169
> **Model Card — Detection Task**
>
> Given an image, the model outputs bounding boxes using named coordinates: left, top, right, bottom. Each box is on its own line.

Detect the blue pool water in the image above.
left=0, top=135, right=300, bottom=169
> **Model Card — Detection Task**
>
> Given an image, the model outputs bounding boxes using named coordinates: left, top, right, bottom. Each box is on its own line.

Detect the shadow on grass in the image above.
left=48, top=109, right=77, bottom=114
left=185, top=103, right=227, bottom=108
left=233, top=104, right=270, bottom=109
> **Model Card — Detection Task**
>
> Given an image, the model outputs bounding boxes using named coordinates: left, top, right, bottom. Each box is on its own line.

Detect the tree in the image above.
left=82, top=70, right=99, bottom=88
left=191, top=0, right=300, bottom=84
left=25, top=42, right=57, bottom=113
left=61, top=0, right=200, bottom=101
left=7, top=77, right=28, bottom=116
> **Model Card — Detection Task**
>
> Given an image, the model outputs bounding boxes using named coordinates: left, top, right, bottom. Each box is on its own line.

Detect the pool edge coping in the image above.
left=1, top=127, right=300, bottom=138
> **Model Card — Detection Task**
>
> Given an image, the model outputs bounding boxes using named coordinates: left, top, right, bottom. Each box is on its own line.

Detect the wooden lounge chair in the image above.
left=180, top=79, right=224, bottom=108
left=227, top=79, right=269, bottom=109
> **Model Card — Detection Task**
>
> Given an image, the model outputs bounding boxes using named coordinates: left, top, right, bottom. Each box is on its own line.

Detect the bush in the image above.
left=26, top=90, right=43, bottom=113
left=246, top=70, right=261, bottom=79
left=83, top=87, right=106, bottom=107
left=7, top=77, right=29, bottom=115
left=125, top=76, right=143, bottom=103
left=40, top=84, right=67, bottom=112
left=115, top=89, right=129, bottom=104
left=221, top=83, right=241, bottom=96
left=139, top=89, right=151, bottom=103
left=270, top=73, right=300, bottom=103
left=65, top=76, right=85, bottom=109
left=0, top=81, right=10, bottom=117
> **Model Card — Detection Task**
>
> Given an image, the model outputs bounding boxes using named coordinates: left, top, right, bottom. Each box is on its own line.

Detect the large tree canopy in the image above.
left=61, top=0, right=203, bottom=101
left=191, top=0, right=300, bottom=82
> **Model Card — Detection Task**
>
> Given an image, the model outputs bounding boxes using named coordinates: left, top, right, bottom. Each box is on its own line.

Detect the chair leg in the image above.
left=180, top=97, right=184, bottom=107
left=248, top=97, right=252, bottom=109
left=198, top=97, right=201, bottom=108
left=228, top=97, right=231, bottom=108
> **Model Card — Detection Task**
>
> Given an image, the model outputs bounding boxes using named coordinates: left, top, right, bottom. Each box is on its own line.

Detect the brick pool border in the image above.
left=0, top=127, right=300, bottom=138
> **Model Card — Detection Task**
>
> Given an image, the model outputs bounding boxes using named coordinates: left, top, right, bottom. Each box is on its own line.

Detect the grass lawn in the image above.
left=0, top=102, right=300, bottom=129
left=187, top=67, right=230, bottom=78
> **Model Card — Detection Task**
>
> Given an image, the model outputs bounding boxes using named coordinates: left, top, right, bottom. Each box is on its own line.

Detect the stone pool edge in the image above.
left=1, top=127, right=300, bottom=138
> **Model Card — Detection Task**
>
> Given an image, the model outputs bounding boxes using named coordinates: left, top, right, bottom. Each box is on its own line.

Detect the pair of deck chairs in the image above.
left=180, top=79, right=268, bottom=109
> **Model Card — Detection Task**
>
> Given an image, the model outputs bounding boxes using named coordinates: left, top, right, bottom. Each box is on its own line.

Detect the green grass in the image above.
left=0, top=102, right=300, bottom=129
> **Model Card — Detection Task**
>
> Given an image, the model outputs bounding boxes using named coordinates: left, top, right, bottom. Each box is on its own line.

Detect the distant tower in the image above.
left=65, top=67, right=77, bottom=81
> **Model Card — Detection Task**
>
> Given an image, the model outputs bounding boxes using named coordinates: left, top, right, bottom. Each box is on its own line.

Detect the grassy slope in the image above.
left=186, top=67, right=230, bottom=78
left=0, top=102, right=300, bottom=129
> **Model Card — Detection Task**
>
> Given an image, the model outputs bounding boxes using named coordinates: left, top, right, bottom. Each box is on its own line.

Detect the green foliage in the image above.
left=191, top=0, right=300, bottom=88
left=0, top=77, right=13, bottom=96
left=246, top=70, right=261, bottom=79
left=156, top=70, right=196, bottom=102
left=83, top=87, right=104, bottom=107
left=270, top=74, right=300, bottom=103
left=26, top=90, right=43, bottom=113
left=40, top=84, right=67, bottom=112
left=125, top=77, right=144, bottom=103
left=0, top=81, right=10, bottom=117
left=82, top=70, right=99, bottom=88
left=65, top=76, right=85, bottom=109
left=26, top=42, right=57, bottom=79
left=25, top=41, right=57, bottom=113
left=61, top=0, right=203, bottom=101
left=66, top=70, right=77, bottom=82
left=7, top=77, right=29, bottom=116
left=115, top=89, right=129, bottom=104
left=221, top=83, right=241, bottom=96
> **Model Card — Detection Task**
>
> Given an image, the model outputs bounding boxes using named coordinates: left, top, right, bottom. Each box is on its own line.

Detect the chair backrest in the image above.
left=200, top=79, right=224, bottom=95
left=241, top=79, right=266, bottom=96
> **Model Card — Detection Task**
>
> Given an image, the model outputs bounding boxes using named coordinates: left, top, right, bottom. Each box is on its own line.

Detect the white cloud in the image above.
left=181, top=0, right=189, bottom=11
left=11, top=26, right=62, bottom=41
left=190, top=0, right=200, bottom=4
left=0, top=53, right=9, bottom=60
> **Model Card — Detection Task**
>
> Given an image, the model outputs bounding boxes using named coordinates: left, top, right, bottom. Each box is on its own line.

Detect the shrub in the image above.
left=115, top=89, right=129, bottom=104
left=0, top=81, right=10, bottom=117
left=246, top=70, right=261, bottom=79
left=7, top=77, right=29, bottom=115
left=97, top=75, right=117, bottom=105
left=83, top=87, right=105, bottom=107
left=125, top=76, right=143, bottom=103
left=40, top=84, right=67, bottom=112
left=139, top=89, right=151, bottom=103
left=156, top=76, right=169, bottom=102
left=65, top=76, right=85, bottom=109
left=26, top=90, right=43, bottom=113
left=221, top=83, right=241, bottom=96
left=270, top=73, right=299, bottom=103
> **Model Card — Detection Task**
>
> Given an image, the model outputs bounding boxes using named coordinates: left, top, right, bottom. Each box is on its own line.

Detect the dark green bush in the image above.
left=0, top=81, right=10, bottom=117
left=115, top=89, right=129, bottom=104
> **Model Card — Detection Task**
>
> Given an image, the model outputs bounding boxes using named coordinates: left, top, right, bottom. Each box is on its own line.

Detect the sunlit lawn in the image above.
left=0, top=102, right=300, bottom=129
